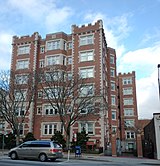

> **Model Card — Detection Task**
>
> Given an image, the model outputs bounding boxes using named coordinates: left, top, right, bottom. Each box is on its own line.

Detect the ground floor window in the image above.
left=43, top=124, right=57, bottom=135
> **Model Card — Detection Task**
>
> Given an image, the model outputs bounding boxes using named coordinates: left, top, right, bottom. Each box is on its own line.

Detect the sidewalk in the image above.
left=64, top=152, right=160, bottom=165
left=1, top=150, right=160, bottom=165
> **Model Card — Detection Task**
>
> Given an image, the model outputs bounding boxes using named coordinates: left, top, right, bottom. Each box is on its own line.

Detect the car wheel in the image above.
left=39, top=153, right=47, bottom=162
left=10, top=152, right=18, bottom=160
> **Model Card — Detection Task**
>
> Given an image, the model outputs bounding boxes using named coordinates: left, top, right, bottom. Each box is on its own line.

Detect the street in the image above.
left=0, top=157, right=160, bottom=166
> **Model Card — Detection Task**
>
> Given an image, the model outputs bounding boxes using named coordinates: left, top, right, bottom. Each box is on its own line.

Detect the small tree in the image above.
left=50, top=131, right=66, bottom=149
left=72, top=128, right=89, bottom=151
left=23, top=132, right=36, bottom=142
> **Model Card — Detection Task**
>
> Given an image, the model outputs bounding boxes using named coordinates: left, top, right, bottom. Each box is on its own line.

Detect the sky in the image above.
left=0, top=0, right=160, bottom=119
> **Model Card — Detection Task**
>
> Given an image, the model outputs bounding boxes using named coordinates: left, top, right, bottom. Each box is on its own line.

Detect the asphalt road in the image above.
left=0, top=157, right=160, bottom=166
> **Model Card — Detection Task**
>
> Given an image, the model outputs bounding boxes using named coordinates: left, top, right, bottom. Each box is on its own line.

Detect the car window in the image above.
left=31, top=142, right=50, bottom=147
left=53, top=142, right=61, bottom=148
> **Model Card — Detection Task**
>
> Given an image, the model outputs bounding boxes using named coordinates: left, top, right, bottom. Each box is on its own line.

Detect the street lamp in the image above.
left=158, top=64, right=160, bottom=99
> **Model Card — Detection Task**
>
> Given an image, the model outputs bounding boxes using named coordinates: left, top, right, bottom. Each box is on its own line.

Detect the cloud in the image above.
left=84, top=12, right=132, bottom=58
left=137, top=70, right=160, bottom=119
left=0, top=31, right=13, bottom=70
left=118, top=42, right=160, bottom=119
left=6, top=0, right=73, bottom=32
left=118, top=43, right=160, bottom=76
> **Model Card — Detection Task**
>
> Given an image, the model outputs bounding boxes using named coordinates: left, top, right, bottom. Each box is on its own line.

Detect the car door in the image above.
left=16, top=142, right=31, bottom=159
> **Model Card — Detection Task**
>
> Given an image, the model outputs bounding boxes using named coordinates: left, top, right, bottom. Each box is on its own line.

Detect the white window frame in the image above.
left=43, top=123, right=57, bottom=135
left=39, top=60, right=45, bottom=68
left=110, top=68, right=115, bottom=77
left=123, top=98, right=133, bottom=105
left=15, top=107, right=25, bottom=116
left=79, top=34, right=94, bottom=46
left=79, top=122, right=94, bottom=135
left=126, top=131, right=135, bottom=139
left=111, top=81, right=115, bottom=91
left=125, top=119, right=135, bottom=127
left=123, top=77, right=132, bottom=85
left=123, top=87, right=133, bottom=95
left=110, top=55, right=114, bottom=64
left=79, top=67, right=94, bottom=78
left=111, top=95, right=116, bottom=105
left=46, top=55, right=60, bottom=66
left=67, top=56, right=72, bottom=65
left=124, top=108, right=134, bottom=116
left=15, top=75, right=28, bottom=84
left=43, top=105, right=58, bottom=115
left=111, top=110, right=117, bottom=120
left=16, top=59, right=29, bottom=70
left=80, top=84, right=94, bottom=96
left=46, top=40, right=60, bottom=51
left=79, top=50, right=94, bottom=62
left=18, top=45, right=30, bottom=55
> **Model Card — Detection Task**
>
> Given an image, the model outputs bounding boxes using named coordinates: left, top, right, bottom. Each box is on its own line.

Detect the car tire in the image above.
left=10, top=152, right=18, bottom=160
left=39, top=153, right=47, bottom=162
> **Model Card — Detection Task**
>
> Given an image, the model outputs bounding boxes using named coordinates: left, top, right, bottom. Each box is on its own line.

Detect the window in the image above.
left=124, top=98, right=133, bottom=105
left=46, top=55, right=60, bottom=66
left=15, top=107, right=25, bottom=116
left=68, top=42, right=72, bottom=49
left=110, top=68, right=115, bottom=77
left=112, top=126, right=117, bottom=133
left=67, top=57, right=72, bottom=65
left=46, top=40, right=60, bottom=50
left=123, top=78, right=132, bottom=85
left=80, top=84, right=94, bottom=96
left=67, top=72, right=72, bottom=80
left=44, top=105, right=58, bottom=115
left=123, top=87, right=133, bottom=95
left=16, top=60, right=29, bottom=69
left=79, top=67, right=94, bottom=78
left=39, top=60, right=44, bottom=68
left=80, top=122, right=94, bottom=135
left=80, top=50, right=94, bottom=62
left=37, top=107, right=42, bottom=114
left=18, top=45, right=30, bottom=54
left=38, top=91, right=43, bottom=98
left=112, top=110, right=116, bottom=120
left=80, top=35, right=94, bottom=46
left=80, top=104, right=94, bottom=114
left=125, top=120, right=135, bottom=127
left=111, top=82, right=115, bottom=91
left=110, top=55, right=114, bottom=64
left=44, top=88, right=59, bottom=99
left=40, top=46, right=45, bottom=53
left=126, top=131, right=135, bottom=139
left=45, top=71, right=61, bottom=81
left=111, top=95, right=116, bottom=105
left=15, top=90, right=27, bottom=101
left=43, top=124, right=57, bottom=135
left=15, top=75, right=28, bottom=84
left=124, top=108, right=134, bottom=116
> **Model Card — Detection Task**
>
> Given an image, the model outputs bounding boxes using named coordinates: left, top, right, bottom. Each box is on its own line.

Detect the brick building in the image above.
left=8, top=20, right=138, bottom=154
left=118, top=71, right=138, bottom=153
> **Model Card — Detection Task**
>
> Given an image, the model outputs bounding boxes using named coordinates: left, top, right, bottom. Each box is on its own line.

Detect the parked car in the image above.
left=8, top=140, right=63, bottom=162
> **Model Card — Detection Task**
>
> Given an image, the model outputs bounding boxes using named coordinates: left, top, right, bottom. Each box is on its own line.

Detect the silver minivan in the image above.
left=8, top=140, right=63, bottom=162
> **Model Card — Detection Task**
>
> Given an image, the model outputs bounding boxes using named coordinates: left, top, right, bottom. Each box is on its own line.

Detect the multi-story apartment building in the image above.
left=8, top=20, right=138, bottom=154
left=10, top=20, right=110, bottom=151
left=118, top=71, right=138, bottom=153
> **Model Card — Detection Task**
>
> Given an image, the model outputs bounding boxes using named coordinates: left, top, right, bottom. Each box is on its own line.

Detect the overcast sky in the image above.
left=0, top=0, right=160, bottom=119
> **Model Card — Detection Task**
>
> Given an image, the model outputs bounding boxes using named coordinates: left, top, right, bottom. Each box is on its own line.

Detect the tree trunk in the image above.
left=16, top=135, right=20, bottom=146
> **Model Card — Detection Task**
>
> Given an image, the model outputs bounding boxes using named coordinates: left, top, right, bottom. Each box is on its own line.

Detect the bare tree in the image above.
left=38, top=67, right=102, bottom=149
left=0, top=70, right=35, bottom=145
